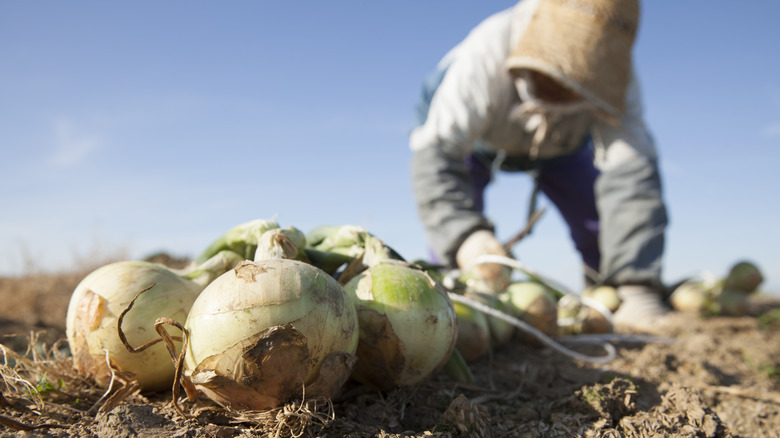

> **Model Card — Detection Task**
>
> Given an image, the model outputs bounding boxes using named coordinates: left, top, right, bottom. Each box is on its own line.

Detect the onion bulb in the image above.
left=724, top=260, right=764, bottom=294
left=464, top=291, right=514, bottom=347
left=254, top=227, right=308, bottom=262
left=581, top=285, right=621, bottom=313
left=342, top=261, right=457, bottom=391
left=716, top=288, right=749, bottom=317
left=500, top=281, right=558, bottom=344
left=669, top=281, right=714, bottom=314
left=557, top=295, right=612, bottom=335
left=65, top=261, right=203, bottom=392
left=183, top=259, right=358, bottom=411
left=452, top=299, right=490, bottom=363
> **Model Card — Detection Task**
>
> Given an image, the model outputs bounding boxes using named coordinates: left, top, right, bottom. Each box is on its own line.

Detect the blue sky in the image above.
left=2, top=1, right=779, bottom=294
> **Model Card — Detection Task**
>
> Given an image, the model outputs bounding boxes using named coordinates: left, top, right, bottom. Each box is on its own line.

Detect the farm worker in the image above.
left=409, top=0, right=670, bottom=330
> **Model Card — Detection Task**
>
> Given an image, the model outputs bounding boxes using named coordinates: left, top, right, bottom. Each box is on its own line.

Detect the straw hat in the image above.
left=506, top=0, right=640, bottom=120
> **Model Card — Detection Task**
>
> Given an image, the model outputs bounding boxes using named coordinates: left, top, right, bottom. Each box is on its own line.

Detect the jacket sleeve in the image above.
left=410, top=145, right=494, bottom=267
left=408, top=10, right=513, bottom=267
left=592, top=71, right=669, bottom=288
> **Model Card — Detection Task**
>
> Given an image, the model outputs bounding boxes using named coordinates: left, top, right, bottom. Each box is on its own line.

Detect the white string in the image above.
left=580, top=296, right=615, bottom=326
left=460, top=253, right=576, bottom=296
left=447, top=292, right=616, bottom=364
left=445, top=254, right=675, bottom=364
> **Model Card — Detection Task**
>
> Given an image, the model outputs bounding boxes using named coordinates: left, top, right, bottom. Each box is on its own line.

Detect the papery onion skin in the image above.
left=343, top=262, right=457, bottom=391
left=65, top=261, right=202, bottom=392
left=184, top=259, right=359, bottom=411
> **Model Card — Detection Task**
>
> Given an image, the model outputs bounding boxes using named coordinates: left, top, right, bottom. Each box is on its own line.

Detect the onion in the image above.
left=716, top=288, right=749, bottom=317
left=65, top=261, right=203, bottom=392
left=452, top=299, right=490, bottom=363
left=581, top=285, right=621, bottom=313
left=500, top=281, right=558, bottom=344
left=254, top=226, right=309, bottom=262
left=557, top=295, right=580, bottom=336
left=669, top=281, right=714, bottom=314
left=579, top=307, right=612, bottom=334
left=557, top=295, right=612, bottom=335
left=342, top=261, right=457, bottom=391
left=183, top=259, right=358, bottom=411
left=464, top=291, right=514, bottom=347
left=724, top=260, right=764, bottom=293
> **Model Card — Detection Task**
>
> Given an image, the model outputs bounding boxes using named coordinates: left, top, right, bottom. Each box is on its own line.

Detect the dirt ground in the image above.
left=1, top=261, right=779, bottom=438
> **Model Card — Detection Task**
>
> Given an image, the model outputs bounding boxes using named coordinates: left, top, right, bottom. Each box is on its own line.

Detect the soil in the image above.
left=1, top=262, right=780, bottom=437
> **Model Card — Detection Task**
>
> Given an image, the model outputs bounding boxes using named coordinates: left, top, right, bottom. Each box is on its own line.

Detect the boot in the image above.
left=612, top=285, right=671, bottom=333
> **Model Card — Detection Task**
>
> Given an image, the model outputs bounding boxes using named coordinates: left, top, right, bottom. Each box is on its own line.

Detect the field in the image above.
left=1, top=258, right=779, bottom=437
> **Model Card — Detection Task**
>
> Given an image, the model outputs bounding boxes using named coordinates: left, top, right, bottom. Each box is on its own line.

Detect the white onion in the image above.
left=183, top=259, right=359, bottom=411
left=452, top=299, right=490, bottom=363
left=500, top=281, right=558, bottom=344
left=65, top=261, right=203, bottom=392
left=669, top=281, right=714, bottom=314
left=581, top=285, right=621, bottom=312
left=464, top=291, right=514, bottom=347
left=724, top=260, right=764, bottom=293
left=343, top=261, right=457, bottom=391
left=557, top=295, right=612, bottom=335
left=716, top=288, right=749, bottom=317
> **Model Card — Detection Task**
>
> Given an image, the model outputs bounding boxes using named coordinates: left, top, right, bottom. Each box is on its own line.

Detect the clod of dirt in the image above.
left=437, top=394, right=491, bottom=437
left=578, top=377, right=638, bottom=426
left=616, top=385, right=731, bottom=438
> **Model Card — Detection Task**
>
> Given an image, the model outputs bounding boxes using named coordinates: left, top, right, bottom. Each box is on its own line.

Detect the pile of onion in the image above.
left=670, top=260, right=764, bottom=317
left=718, top=260, right=764, bottom=316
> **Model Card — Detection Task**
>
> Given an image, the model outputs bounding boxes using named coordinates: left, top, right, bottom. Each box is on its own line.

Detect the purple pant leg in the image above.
left=466, top=154, right=492, bottom=213
left=537, top=147, right=601, bottom=272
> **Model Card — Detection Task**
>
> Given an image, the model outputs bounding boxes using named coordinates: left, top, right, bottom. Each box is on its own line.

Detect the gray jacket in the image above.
left=409, top=2, right=668, bottom=287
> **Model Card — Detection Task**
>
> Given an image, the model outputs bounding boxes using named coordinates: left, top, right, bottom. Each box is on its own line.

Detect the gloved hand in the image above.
left=455, top=230, right=512, bottom=294
left=611, top=285, right=671, bottom=333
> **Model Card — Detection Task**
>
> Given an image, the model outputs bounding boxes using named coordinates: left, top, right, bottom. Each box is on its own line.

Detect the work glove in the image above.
left=611, top=285, right=671, bottom=333
left=455, top=230, right=512, bottom=294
